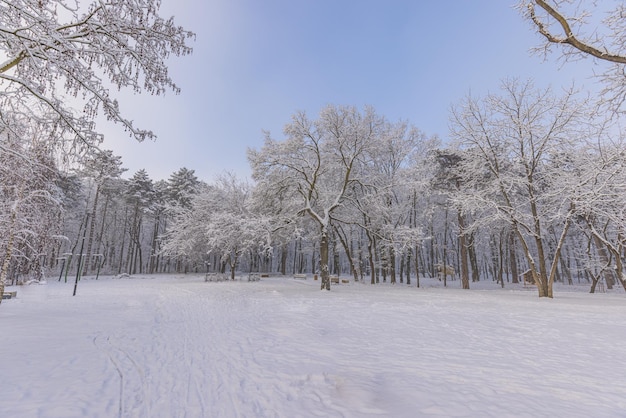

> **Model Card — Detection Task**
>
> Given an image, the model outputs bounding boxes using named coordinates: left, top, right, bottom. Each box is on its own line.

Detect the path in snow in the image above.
left=1, top=275, right=626, bottom=417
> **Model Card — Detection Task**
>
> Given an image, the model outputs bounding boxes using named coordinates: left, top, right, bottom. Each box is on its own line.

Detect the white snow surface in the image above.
left=1, top=275, right=626, bottom=418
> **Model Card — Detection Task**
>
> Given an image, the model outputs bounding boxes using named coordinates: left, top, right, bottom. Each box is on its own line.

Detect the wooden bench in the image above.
left=205, top=273, right=227, bottom=282
left=260, top=274, right=270, bottom=278
left=2, top=291, right=17, bottom=300
left=293, top=274, right=307, bottom=280
left=330, top=275, right=339, bottom=284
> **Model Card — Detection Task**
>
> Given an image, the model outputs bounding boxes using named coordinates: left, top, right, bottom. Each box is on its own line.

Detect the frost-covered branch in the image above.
left=523, top=0, right=626, bottom=64
left=518, top=1, right=626, bottom=113
left=0, top=0, right=194, bottom=153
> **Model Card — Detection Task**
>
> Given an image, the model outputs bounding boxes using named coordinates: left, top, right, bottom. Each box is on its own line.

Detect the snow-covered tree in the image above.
left=159, top=186, right=210, bottom=273
left=78, top=150, right=126, bottom=274
left=432, top=149, right=472, bottom=289
left=209, top=174, right=272, bottom=279
left=248, top=169, right=308, bottom=276
left=0, top=0, right=194, bottom=153
left=450, top=79, right=589, bottom=298
left=344, top=121, right=430, bottom=285
left=567, top=137, right=626, bottom=291
left=162, top=173, right=270, bottom=279
left=124, top=169, right=155, bottom=274
left=166, top=167, right=200, bottom=209
left=0, top=118, right=63, bottom=298
left=249, top=105, right=384, bottom=290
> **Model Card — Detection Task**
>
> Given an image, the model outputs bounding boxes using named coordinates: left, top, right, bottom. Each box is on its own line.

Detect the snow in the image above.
left=1, top=275, right=625, bottom=417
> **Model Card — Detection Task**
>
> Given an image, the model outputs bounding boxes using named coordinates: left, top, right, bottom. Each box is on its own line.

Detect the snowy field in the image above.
left=1, top=274, right=626, bottom=418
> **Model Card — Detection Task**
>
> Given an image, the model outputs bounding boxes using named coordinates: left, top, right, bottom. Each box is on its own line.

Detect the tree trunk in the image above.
left=311, top=242, right=316, bottom=276
left=429, top=220, right=435, bottom=279
left=367, top=230, right=375, bottom=285
left=117, top=208, right=128, bottom=275
left=457, top=209, right=470, bottom=289
left=614, top=253, right=626, bottom=291
left=149, top=214, right=160, bottom=274
left=0, top=206, right=18, bottom=303
left=414, top=244, right=421, bottom=288
left=586, top=223, right=626, bottom=292
left=136, top=221, right=143, bottom=275
left=509, top=232, right=519, bottom=284
left=298, top=238, right=305, bottom=274
left=529, top=193, right=552, bottom=297
left=292, top=239, right=297, bottom=275
left=84, top=185, right=100, bottom=275
left=381, top=248, right=387, bottom=283
left=405, top=250, right=411, bottom=285
left=468, top=232, right=480, bottom=282
left=442, top=208, right=449, bottom=287
left=389, top=247, right=396, bottom=284
left=334, top=225, right=359, bottom=282
left=93, top=194, right=109, bottom=272
left=230, top=253, right=237, bottom=280
left=332, top=232, right=340, bottom=276
left=320, top=227, right=330, bottom=290
left=358, top=232, right=366, bottom=282
left=280, top=242, right=288, bottom=276
left=399, top=254, right=404, bottom=284
left=374, top=235, right=380, bottom=284
left=592, top=234, right=615, bottom=289
left=498, top=231, right=505, bottom=288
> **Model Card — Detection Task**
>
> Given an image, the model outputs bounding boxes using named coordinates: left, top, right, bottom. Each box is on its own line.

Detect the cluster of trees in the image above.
left=164, top=0, right=626, bottom=298
left=5, top=88, right=626, bottom=300
left=0, top=142, right=205, bottom=282
left=4, top=0, right=626, bottom=299
left=163, top=91, right=626, bottom=297
left=0, top=0, right=193, bottom=299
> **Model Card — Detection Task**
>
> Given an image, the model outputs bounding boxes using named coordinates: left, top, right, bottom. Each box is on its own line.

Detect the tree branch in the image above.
left=0, top=51, right=26, bottom=73
left=529, top=0, right=626, bottom=64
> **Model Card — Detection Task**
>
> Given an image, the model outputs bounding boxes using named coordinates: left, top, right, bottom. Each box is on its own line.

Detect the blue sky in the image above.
left=103, top=0, right=594, bottom=181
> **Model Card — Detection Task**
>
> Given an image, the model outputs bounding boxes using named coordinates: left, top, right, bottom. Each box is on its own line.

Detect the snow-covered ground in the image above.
left=1, top=275, right=625, bottom=418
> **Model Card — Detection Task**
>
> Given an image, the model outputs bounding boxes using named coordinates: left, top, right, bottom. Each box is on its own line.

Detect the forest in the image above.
left=3, top=0, right=626, bottom=298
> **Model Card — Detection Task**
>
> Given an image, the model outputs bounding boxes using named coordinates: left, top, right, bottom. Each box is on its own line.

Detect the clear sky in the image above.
left=102, top=0, right=594, bottom=182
